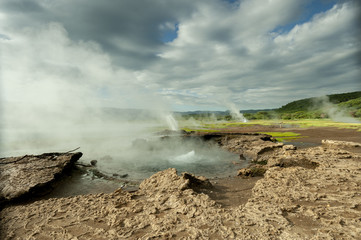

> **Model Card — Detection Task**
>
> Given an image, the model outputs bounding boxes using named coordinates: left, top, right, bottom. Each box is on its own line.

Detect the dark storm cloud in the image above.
left=1, top=0, right=44, bottom=13
left=1, top=0, right=360, bottom=111
left=0, top=0, right=198, bottom=69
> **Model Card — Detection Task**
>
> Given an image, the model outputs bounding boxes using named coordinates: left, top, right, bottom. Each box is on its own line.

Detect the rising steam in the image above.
left=0, top=23, right=175, bottom=158
left=165, top=114, right=179, bottom=131
left=313, top=96, right=360, bottom=123
left=226, top=102, right=248, bottom=122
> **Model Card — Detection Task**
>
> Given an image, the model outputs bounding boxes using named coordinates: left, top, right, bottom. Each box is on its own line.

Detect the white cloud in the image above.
left=0, top=19, right=175, bottom=155
left=1, top=0, right=359, bottom=156
left=147, top=0, right=360, bottom=110
left=1, top=21, right=176, bottom=116
left=0, top=0, right=360, bottom=112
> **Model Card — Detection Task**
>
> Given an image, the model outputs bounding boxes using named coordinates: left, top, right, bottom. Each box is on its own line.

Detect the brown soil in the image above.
left=204, top=177, right=262, bottom=208
left=202, top=125, right=361, bottom=211
left=1, top=127, right=361, bottom=239
left=199, top=125, right=361, bottom=210
left=221, top=125, right=361, bottom=144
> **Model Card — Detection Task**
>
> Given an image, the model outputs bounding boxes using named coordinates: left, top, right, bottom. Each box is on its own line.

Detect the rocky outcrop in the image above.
left=0, top=152, right=82, bottom=203
left=322, top=139, right=361, bottom=148
left=1, top=141, right=361, bottom=239
left=206, top=133, right=284, bottom=160
left=252, top=146, right=361, bottom=239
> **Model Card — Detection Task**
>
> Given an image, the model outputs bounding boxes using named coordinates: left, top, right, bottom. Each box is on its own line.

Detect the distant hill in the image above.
left=178, top=91, right=361, bottom=120
left=176, top=111, right=228, bottom=115
left=338, top=97, right=361, bottom=118
left=242, top=91, right=361, bottom=120
left=177, top=109, right=275, bottom=115
left=276, top=91, right=361, bottom=113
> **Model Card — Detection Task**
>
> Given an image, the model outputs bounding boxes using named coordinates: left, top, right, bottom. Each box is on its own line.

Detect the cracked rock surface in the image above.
left=1, top=140, right=361, bottom=239
left=0, top=152, right=82, bottom=202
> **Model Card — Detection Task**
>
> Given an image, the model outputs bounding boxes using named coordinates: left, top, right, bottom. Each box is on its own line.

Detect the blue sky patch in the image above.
left=273, top=0, right=338, bottom=34
left=160, top=23, right=179, bottom=43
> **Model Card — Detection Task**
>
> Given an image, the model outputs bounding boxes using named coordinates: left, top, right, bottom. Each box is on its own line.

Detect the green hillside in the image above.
left=277, top=91, right=361, bottom=113
left=338, top=97, right=361, bottom=118
left=244, top=91, right=361, bottom=120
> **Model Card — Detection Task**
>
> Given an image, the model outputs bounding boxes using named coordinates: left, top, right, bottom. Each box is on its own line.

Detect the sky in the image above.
left=1, top=0, right=360, bottom=112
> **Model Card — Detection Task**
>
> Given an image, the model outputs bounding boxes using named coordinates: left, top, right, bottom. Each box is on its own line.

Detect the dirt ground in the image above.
left=1, top=126, right=361, bottom=239
left=222, top=125, right=361, bottom=144
left=202, top=176, right=262, bottom=208
left=206, top=125, right=361, bottom=209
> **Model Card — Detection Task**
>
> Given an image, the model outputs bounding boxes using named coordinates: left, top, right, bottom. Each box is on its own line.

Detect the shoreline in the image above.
left=1, top=126, right=361, bottom=239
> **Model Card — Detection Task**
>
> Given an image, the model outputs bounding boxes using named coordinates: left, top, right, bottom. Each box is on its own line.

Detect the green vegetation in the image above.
left=277, top=91, right=361, bottom=113
left=179, top=119, right=361, bottom=133
left=279, top=119, right=361, bottom=131
left=177, top=91, right=361, bottom=133
left=203, top=122, right=255, bottom=129
left=338, top=97, right=361, bottom=118
left=257, top=132, right=303, bottom=142
left=182, top=127, right=220, bottom=133
left=243, top=91, right=361, bottom=120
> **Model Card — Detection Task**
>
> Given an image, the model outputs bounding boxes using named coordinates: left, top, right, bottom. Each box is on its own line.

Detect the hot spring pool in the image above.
left=47, top=135, right=246, bottom=198
left=93, top=136, right=244, bottom=180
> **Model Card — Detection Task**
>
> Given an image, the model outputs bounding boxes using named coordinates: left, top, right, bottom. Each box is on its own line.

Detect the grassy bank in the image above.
left=180, top=119, right=361, bottom=133
left=256, top=132, right=303, bottom=142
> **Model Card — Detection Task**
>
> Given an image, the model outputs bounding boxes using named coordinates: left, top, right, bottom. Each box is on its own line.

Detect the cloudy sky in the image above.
left=1, top=0, right=360, bottom=112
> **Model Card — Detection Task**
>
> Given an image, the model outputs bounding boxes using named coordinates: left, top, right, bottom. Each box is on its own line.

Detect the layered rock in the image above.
left=1, top=141, right=361, bottom=239
left=202, top=133, right=283, bottom=160
left=322, top=139, right=361, bottom=148
left=0, top=152, right=82, bottom=203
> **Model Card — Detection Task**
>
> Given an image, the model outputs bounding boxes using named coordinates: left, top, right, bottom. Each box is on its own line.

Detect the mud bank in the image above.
left=0, top=152, right=82, bottom=204
left=1, top=137, right=360, bottom=239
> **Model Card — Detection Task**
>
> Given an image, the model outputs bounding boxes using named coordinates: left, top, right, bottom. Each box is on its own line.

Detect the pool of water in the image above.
left=47, top=136, right=245, bottom=198
left=91, top=136, right=244, bottom=180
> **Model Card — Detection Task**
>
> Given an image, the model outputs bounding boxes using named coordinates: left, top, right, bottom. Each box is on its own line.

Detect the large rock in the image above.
left=139, top=168, right=212, bottom=193
left=0, top=152, right=82, bottom=202
left=217, top=133, right=283, bottom=160
left=1, top=141, right=361, bottom=239
left=322, top=139, right=361, bottom=148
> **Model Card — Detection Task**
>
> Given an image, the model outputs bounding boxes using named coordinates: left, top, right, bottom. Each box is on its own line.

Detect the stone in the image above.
left=237, top=166, right=266, bottom=177
left=0, top=152, right=82, bottom=203
left=322, top=139, right=361, bottom=148
left=2, top=139, right=361, bottom=239
left=283, top=144, right=297, bottom=150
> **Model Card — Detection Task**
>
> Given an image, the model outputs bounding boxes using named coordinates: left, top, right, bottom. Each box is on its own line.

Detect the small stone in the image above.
left=112, top=173, right=128, bottom=178
left=283, top=145, right=297, bottom=150
left=238, top=168, right=252, bottom=177
left=90, top=160, right=97, bottom=166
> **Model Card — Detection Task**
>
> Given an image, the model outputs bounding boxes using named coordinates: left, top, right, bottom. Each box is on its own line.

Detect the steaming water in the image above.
left=232, top=112, right=248, bottom=123
left=88, top=136, right=243, bottom=180
left=44, top=135, right=244, bottom=198
left=165, top=114, right=179, bottom=131
left=1, top=111, right=244, bottom=197
left=170, top=150, right=195, bottom=163
left=227, top=103, right=247, bottom=122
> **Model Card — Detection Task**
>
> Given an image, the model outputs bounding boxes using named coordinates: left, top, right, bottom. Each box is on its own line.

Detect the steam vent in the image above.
left=1, top=133, right=361, bottom=239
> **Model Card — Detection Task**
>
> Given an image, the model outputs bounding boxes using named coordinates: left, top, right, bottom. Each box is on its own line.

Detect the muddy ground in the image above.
left=220, top=124, right=361, bottom=145
left=0, top=126, right=360, bottom=239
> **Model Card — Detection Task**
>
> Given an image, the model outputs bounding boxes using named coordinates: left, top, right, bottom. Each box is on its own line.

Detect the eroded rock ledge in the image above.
left=1, top=139, right=360, bottom=239
left=0, top=152, right=82, bottom=203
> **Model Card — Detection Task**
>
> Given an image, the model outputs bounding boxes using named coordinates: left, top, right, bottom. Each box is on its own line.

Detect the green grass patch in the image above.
left=181, top=127, right=220, bottom=133
left=202, top=122, right=254, bottom=129
left=178, top=118, right=361, bottom=132
left=240, top=119, right=361, bottom=131
left=279, top=119, right=361, bottom=130
left=258, top=131, right=303, bottom=142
